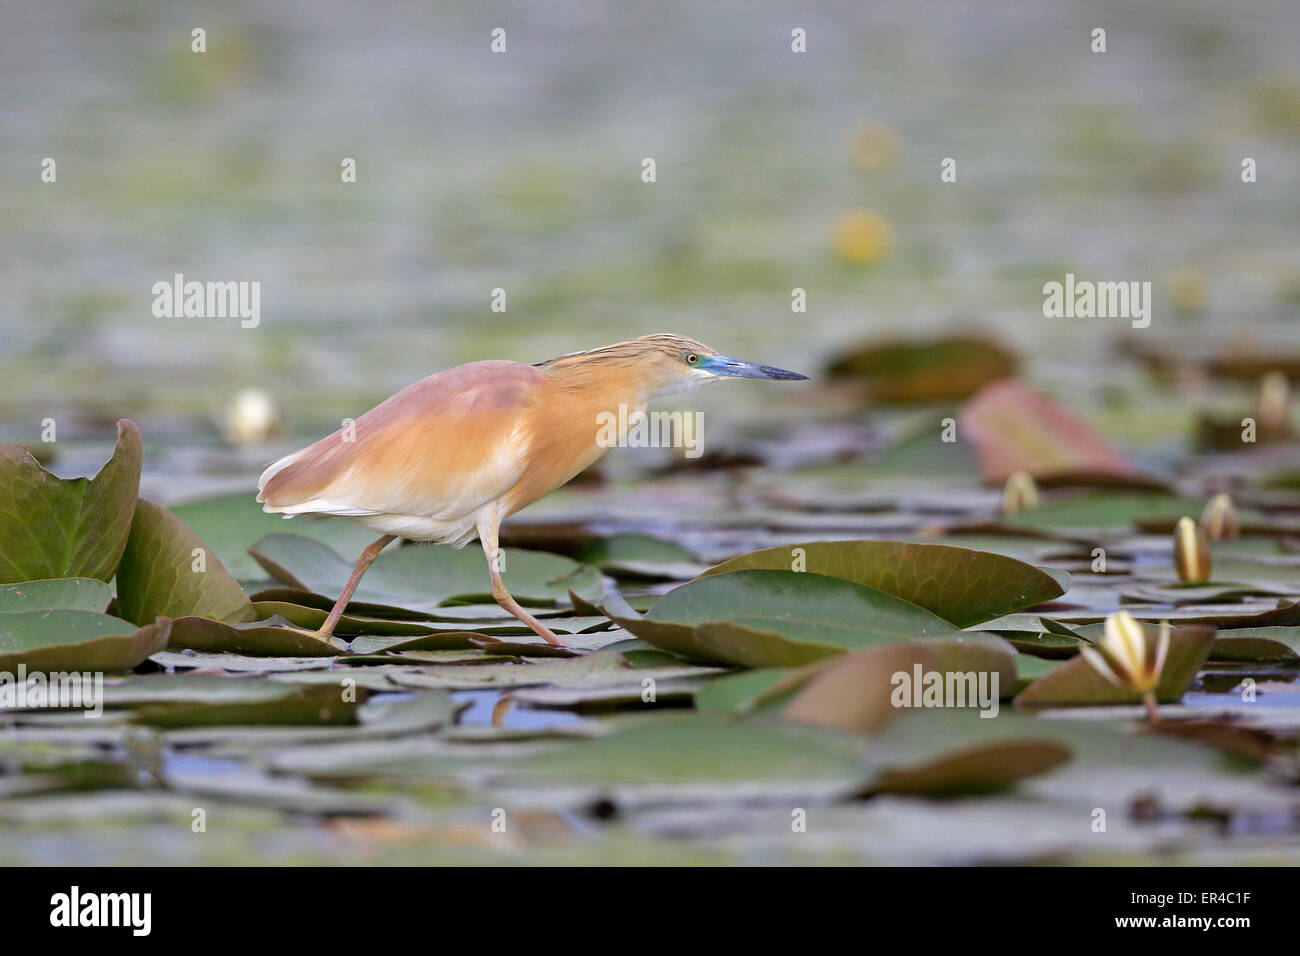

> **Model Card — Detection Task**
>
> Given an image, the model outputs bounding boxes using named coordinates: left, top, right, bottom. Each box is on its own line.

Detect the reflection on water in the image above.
left=452, top=689, right=587, bottom=730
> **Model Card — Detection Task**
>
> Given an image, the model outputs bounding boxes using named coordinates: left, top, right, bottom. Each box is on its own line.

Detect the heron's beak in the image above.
left=704, top=356, right=810, bottom=381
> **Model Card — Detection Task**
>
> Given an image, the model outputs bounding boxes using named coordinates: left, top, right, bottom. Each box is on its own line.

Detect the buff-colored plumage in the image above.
left=257, top=334, right=805, bottom=645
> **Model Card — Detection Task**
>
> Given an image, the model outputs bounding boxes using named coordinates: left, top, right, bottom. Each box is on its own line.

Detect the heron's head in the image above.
left=542, top=333, right=808, bottom=397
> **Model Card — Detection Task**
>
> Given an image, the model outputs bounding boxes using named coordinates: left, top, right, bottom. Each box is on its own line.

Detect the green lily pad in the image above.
left=246, top=587, right=441, bottom=621
left=249, top=533, right=604, bottom=610
left=825, top=335, right=1017, bottom=403
left=1121, top=582, right=1296, bottom=605
left=0, top=578, right=113, bottom=614
left=99, top=673, right=311, bottom=706
left=1014, top=625, right=1216, bottom=708
left=170, top=492, right=380, bottom=579
left=116, top=499, right=258, bottom=627
left=149, top=650, right=337, bottom=672
left=130, top=681, right=360, bottom=728
left=694, top=668, right=799, bottom=713
left=505, top=712, right=872, bottom=791
left=250, top=601, right=440, bottom=636
left=578, top=532, right=708, bottom=580
left=348, top=632, right=491, bottom=654
left=872, top=417, right=983, bottom=479
left=614, top=570, right=965, bottom=666
left=1000, top=492, right=1204, bottom=531
left=1209, top=627, right=1300, bottom=662
left=0, top=611, right=172, bottom=672
left=167, top=615, right=342, bottom=657
left=0, top=420, right=141, bottom=585
left=866, top=710, right=1073, bottom=795
left=974, top=615, right=1087, bottom=658
left=701, top=540, right=1068, bottom=627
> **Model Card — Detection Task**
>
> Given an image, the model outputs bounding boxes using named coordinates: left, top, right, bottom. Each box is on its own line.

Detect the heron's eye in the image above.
left=686, top=353, right=699, bottom=366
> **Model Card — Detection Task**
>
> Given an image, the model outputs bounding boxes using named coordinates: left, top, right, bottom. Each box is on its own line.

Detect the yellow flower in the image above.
left=1002, top=470, right=1039, bottom=514
left=1200, top=493, right=1239, bottom=541
left=1173, top=515, right=1211, bottom=583
left=833, top=211, right=894, bottom=263
left=1080, top=611, right=1171, bottom=697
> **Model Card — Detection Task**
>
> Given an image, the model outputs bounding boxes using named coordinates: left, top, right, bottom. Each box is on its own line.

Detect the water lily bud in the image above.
left=1173, top=515, right=1211, bottom=583
left=1259, top=370, right=1290, bottom=433
left=222, top=388, right=282, bottom=447
left=1002, top=470, right=1039, bottom=514
left=1199, top=493, right=1239, bottom=541
left=1080, top=612, right=1170, bottom=698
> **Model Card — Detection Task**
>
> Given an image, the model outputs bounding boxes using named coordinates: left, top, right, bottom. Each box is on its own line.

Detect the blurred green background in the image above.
left=2, top=0, right=1299, bottom=489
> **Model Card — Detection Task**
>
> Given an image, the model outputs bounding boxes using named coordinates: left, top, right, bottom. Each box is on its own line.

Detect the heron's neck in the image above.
left=542, top=360, right=662, bottom=412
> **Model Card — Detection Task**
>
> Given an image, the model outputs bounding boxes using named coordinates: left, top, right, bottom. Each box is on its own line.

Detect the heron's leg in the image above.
left=314, top=534, right=395, bottom=642
left=477, top=517, right=567, bottom=647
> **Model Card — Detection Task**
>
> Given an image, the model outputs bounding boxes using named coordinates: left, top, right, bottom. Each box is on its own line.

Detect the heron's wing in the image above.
left=257, top=361, right=543, bottom=520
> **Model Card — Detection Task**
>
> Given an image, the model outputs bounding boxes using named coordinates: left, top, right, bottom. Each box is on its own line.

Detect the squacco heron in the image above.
left=257, top=333, right=807, bottom=645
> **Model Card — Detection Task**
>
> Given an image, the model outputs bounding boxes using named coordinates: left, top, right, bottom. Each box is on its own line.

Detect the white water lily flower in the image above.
left=1079, top=611, right=1171, bottom=696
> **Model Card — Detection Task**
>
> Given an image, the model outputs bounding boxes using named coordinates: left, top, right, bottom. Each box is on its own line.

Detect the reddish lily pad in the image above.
left=958, top=380, right=1135, bottom=481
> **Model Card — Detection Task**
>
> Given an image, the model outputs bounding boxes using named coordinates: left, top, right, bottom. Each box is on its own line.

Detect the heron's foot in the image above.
left=495, top=592, right=569, bottom=647
left=487, top=553, right=569, bottom=647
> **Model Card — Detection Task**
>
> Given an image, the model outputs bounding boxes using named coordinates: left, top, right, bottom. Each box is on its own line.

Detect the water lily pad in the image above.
left=784, top=644, right=941, bottom=732
left=694, top=668, right=799, bottom=713
left=614, top=570, right=965, bottom=666
left=999, top=492, right=1203, bottom=532
left=0, top=611, right=172, bottom=672
left=0, top=578, right=113, bottom=614
left=1014, top=625, right=1216, bottom=708
left=867, top=710, right=1072, bottom=795
left=1209, top=627, right=1300, bottom=662
left=701, top=540, right=1068, bottom=627
left=577, top=533, right=708, bottom=580
left=249, top=533, right=604, bottom=610
left=116, top=499, right=257, bottom=627
left=0, top=420, right=141, bottom=584
left=98, top=673, right=310, bottom=706
left=170, top=492, right=379, bottom=579
left=958, top=380, right=1135, bottom=481
left=131, top=682, right=360, bottom=728
left=825, top=335, right=1017, bottom=403
left=250, top=600, right=440, bottom=636
left=348, top=631, right=492, bottom=654
left=505, top=713, right=872, bottom=791
left=149, top=650, right=338, bottom=672
left=974, top=615, right=1087, bottom=657
left=168, top=615, right=341, bottom=657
